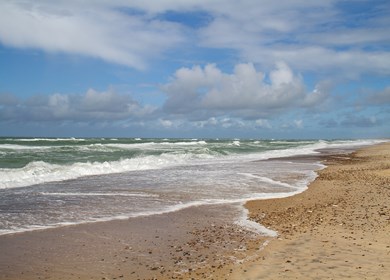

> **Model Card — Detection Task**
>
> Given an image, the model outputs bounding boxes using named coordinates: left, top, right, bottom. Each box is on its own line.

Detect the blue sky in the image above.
left=0, top=0, right=389, bottom=139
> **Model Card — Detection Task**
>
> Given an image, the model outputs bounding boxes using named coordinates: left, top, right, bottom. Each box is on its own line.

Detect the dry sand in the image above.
left=0, top=142, right=389, bottom=279
left=229, top=142, right=390, bottom=279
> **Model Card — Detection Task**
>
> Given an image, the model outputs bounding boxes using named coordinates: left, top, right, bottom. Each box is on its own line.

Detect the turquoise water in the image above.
left=0, top=137, right=383, bottom=235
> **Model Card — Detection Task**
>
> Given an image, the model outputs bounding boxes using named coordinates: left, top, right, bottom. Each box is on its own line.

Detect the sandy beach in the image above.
left=231, top=142, right=390, bottom=279
left=0, top=142, right=389, bottom=279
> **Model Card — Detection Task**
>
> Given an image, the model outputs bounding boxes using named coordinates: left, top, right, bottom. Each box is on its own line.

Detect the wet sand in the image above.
left=0, top=203, right=268, bottom=280
left=0, top=142, right=389, bottom=279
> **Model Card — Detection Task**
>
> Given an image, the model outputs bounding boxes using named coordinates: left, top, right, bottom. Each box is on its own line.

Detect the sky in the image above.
left=0, top=0, right=389, bottom=139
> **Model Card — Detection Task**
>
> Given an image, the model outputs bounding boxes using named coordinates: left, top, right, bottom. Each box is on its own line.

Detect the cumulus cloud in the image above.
left=0, top=89, right=155, bottom=123
left=162, top=62, right=328, bottom=118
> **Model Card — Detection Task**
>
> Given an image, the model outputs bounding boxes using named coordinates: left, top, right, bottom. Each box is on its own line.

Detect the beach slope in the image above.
left=233, top=142, right=390, bottom=279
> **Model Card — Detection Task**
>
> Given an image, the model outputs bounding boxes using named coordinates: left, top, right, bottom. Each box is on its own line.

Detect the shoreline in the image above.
left=0, top=142, right=388, bottom=279
left=0, top=202, right=269, bottom=279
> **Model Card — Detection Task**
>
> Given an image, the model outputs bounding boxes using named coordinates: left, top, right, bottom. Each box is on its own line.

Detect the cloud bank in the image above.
left=162, top=62, right=328, bottom=118
left=0, top=89, right=155, bottom=122
left=1, top=61, right=387, bottom=136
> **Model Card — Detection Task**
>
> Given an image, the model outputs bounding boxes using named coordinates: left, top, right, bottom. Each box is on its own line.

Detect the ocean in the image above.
left=0, top=137, right=383, bottom=236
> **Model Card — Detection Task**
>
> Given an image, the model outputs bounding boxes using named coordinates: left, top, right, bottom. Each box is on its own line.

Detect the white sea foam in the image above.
left=103, top=140, right=207, bottom=150
left=159, top=140, right=208, bottom=146
left=231, top=140, right=240, bottom=146
left=14, top=138, right=86, bottom=141
left=0, top=152, right=212, bottom=189
left=237, top=173, right=297, bottom=189
left=248, top=139, right=385, bottom=160
left=40, top=192, right=159, bottom=197
left=233, top=167, right=323, bottom=237
left=0, top=198, right=256, bottom=236
left=0, top=144, right=53, bottom=150
left=235, top=207, right=278, bottom=237
left=0, top=139, right=384, bottom=190
left=0, top=192, right=308, bottom=236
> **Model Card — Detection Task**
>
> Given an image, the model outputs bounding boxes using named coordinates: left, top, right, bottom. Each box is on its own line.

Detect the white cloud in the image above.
left=247, top=47, right=390, bottom=78
left=279, top=119, right=304, bottom=130
left=193, top=117, right=219, bottom=128
left=0, top=0, right=388, bottom=77
left=159, top=119, right=173, bottom=128
left=255, top=119, right=272, bottom=129
left=190, top=116, right=271, bottom=131
left=195, top=0, right=390, bottom=77
left=219, top=117, right=246, bottom=129
left=269, top=62, right=294, bottom=87
left=162, top=62, right=328, bottom=118
left=302, top=85, right=330, bottom=109
left=0, top=88, right=155, bottom=122
left=302, top=28, right=390, bottom=47
left=0, top=0, right=184, bottom=69
left=81, top=89, right=132, bottom=113
left=48, top=93, right=70, bottom=118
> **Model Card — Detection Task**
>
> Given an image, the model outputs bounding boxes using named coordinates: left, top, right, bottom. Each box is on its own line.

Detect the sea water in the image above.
left=0, top=138, right=383, bottom=235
